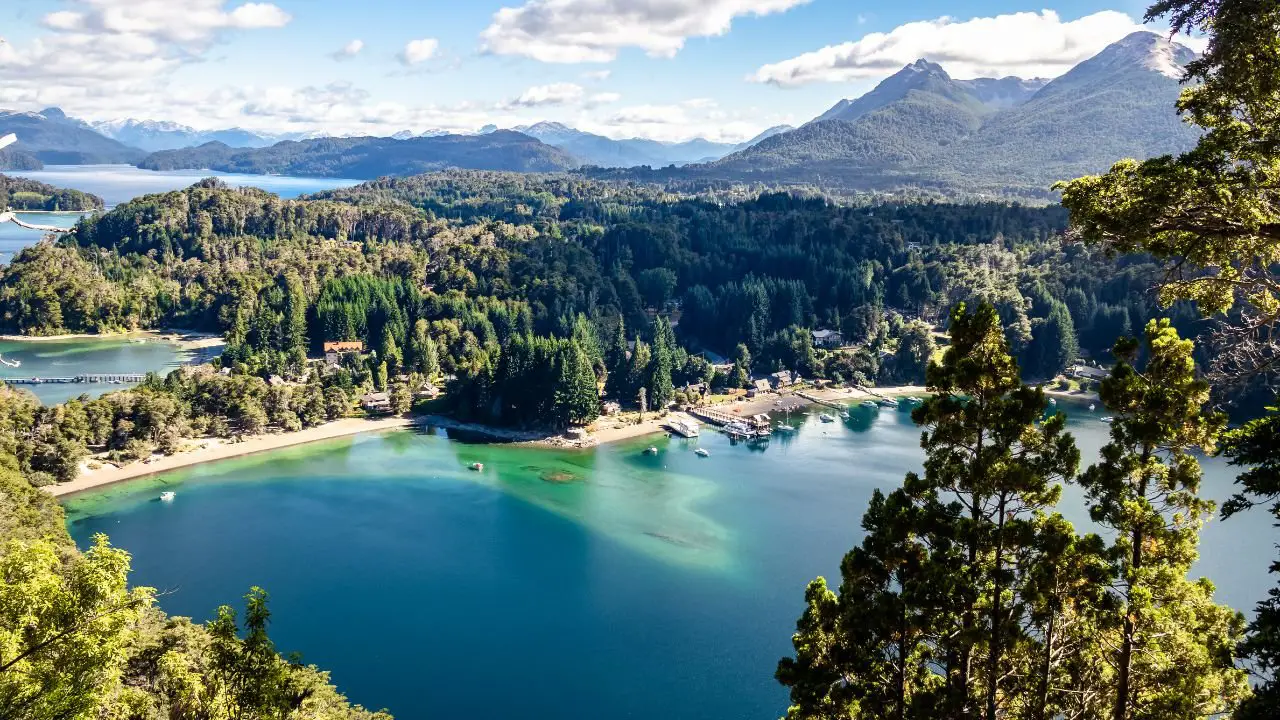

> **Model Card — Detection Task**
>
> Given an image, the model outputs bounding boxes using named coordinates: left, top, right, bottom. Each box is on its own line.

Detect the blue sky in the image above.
left=0, top=0, right=1186, bottom=142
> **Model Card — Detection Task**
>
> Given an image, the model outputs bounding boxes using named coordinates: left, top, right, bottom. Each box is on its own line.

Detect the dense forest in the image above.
left=0, top=173, right=103, bottom=211
left=0, top=170, right=1210, bottom=411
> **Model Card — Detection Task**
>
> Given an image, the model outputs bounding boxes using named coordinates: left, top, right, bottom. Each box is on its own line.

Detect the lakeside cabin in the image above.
left=812, top=329, right=843, bottom=348
left=1070, top=364, right=1109, bottom=381
left=361, top=391, right=392, bottom=414
left=324, top=340, right=365, bottom=364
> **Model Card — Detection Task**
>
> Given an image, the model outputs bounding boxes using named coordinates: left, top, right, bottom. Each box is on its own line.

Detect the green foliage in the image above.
left=1078, top=320, right=1248, bottom=719
left=0, top=174, right=102, bottom=211
left=137, top=132, right=579, bottom=178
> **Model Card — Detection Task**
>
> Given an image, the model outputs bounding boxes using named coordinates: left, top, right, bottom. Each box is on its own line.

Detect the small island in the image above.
left=0, top=172, right=104, bottom=211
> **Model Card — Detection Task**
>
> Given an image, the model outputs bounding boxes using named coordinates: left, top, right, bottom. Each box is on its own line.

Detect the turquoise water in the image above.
left=0, top=211, right=85, bottom=263
left=0, top=336, right=198, bottom=404
left=64, top=403, right=1273, bottom=719
left=9, top=165, right=361, bottom=206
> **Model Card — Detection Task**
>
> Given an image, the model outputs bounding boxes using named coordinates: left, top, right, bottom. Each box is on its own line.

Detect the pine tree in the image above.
left=604, top=316, right=629, bottom=400
left=648, top=317, right=675, bottom=411
left=1078, top=320, right=1249, bottom=720
left=911, top=302, right=1079, bottom=718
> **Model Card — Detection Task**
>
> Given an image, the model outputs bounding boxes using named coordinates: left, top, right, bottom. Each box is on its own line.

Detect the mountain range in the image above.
left=700, top=31, right=1199, bottom=194
left=136, top=131, right=581, bottom=178
left=0, top=31, right=1201, bottom=195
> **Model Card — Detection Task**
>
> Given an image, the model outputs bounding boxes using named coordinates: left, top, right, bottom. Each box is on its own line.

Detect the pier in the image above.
left=795, top=390, right=846, bottom=411
left=0, top=211, right=75, bottom=234
left=4, top=373, right=147, bottom=385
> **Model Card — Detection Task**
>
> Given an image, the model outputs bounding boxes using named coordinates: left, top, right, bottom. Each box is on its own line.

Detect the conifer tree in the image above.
left=1078, top=320, right=1249, bottom=720
left=648, top=317, right=676, bottom=411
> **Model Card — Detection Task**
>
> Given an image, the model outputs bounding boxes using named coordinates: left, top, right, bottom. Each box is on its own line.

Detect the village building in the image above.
left=323, top=340, right=365, bottom=365
left=770, top=370, right=793, bottom=388
left=602, top=401, right=622, bottom=416
left=360, top=392, right=391, bottom=414
left=812, top=329, right=843, bottom=348
left=1070, top=364, right=1109, bottom=381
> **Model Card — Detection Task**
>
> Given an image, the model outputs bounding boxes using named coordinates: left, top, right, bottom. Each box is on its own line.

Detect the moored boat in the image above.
left=469, top=462, right=484, bottom=471
left=819, top=413, right=836, bottom=423
left=860, top=400, right=878, bottom=408
left=667, top=418, right=701, bottom=438
left=695, top=448, right=710, bottom=457
left=159, top=491, right=176, bottom=502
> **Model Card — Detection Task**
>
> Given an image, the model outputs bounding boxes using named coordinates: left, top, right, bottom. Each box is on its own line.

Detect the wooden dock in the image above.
left=795, top=390, right=846, bottom=411
left=4, top=373, right=147, bottom=385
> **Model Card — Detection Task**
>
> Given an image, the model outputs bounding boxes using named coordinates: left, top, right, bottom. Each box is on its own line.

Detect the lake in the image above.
left=0, top=211, right=86, bottom=264
left=0, top=336, right=201, bottom=404
left=9, top=164, right=361, bottom=206
left=63, top=401, right=1273, bottom=720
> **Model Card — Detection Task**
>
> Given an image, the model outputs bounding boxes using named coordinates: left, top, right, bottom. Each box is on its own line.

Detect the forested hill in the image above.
left=0, top=171, right=1199, bottom=394
left=137, top=131, right=581, bottom=178
left=0, top=173, right=104, bottom=211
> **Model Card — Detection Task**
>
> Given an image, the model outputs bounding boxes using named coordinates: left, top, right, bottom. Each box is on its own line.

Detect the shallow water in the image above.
left=64, top=401, right=1274, bottom=720
left=0, top=336, right=197, bottom=404
left=9, top=164, right=361, bottom=206
left=0, top=211, right=86, bottom=263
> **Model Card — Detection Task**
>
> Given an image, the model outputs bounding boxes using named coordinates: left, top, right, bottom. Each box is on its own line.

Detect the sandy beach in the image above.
left=0, top=328, right=225, bottom=351
left=42, top=384, right=936, bottom=499
left=48, top=416, right=414, bottom=498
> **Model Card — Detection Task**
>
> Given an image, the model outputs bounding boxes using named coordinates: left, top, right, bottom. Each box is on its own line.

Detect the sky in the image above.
left=0, top=0, right=1199, bottom=143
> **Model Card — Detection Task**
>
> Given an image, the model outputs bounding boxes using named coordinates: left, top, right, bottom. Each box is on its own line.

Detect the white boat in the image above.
left=860, top=400, right=878, bottom=408
left=159, top=491, right=176, bottom=502
left=1089, top=403, right=1096, bottom=412
left=667, top=418, right=700, bottom=438
left=774, top=424, right=796, bottom=433
left=840, top=411, right=850, bottom=419
left=1049, top=398, right=1058, bottom=405
left=0, top=355, right=19, bottom=368
left=644, top=446, right=658, bottom=455
left=878, top=398, right=899, bottom=408
left=469, top=462, right=484, bottom=471
left=695, top=448, right=710, bottom=457
left=819, top=413, right=836, bottom=423
left=1100, top=416, right=1115, bottom=424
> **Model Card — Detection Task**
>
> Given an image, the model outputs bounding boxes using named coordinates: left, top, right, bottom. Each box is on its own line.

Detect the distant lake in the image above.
left=0, top=335, right=206, bottom=404
left=9, top=165, right=362, bottom=206
left=64, top=401, right=1273, bottom=720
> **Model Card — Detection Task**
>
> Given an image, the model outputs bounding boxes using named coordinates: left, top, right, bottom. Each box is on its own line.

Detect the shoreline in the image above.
left=0, top=328, right=224, bottom=351
left=43, top=384, right=935, bottom=500
left=47, top=416, right=414, bottom=498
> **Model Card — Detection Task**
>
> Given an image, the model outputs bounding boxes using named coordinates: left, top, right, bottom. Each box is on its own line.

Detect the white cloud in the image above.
left=507, top=82, right=586, bottom=107
left=0, top=0, right=290, bottom=106
left=481, top=0, right=811, bottom=63
left=587, top=92, right=622, bottom=106
left=751, top=10, right=1160, bottom=86
left=581, top=69, right=612, bottom=81
left=400, top=38, right=440, bottom=65
left=333, top=38, right=364, bottom=59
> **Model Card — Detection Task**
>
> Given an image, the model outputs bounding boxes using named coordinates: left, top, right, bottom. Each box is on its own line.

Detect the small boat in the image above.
left=469, top=462, right=484, bottom=471
left=159, top=491, right=175, bottom=502
left=644, top=446, right=658, bottom=455
left=774, top=424, right=796, bottom=433
left=1049, top=398, right=1058, bottom=406
left=860, top=400, right=878, bottom=409
left=819, top=413, right=836, bottom=423
left=1100, top=416, right=1115, bottom=424
left=1089, top=403, right=1096, bottom=412
left=840, top=411, right=850, bottom=420
left=695, top=448, right=710, bottom=457
left=878, top=398, right=899, bottom=408
left=902, top=396, right=922, bottom=406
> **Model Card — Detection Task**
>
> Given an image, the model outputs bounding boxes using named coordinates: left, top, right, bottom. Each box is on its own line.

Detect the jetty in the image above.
left=688, top=406, right=771, bottom=434
left=795, top=390, right=846, bottom=411
left=0, top=211, right=75, bottom=234
left=4, top=373, right=147, bottom=385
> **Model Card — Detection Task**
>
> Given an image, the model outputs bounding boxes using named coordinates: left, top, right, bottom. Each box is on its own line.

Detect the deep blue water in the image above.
left=9, top=165, right=360, bottom=206
left=64, top=403, right=1274, bottom=720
